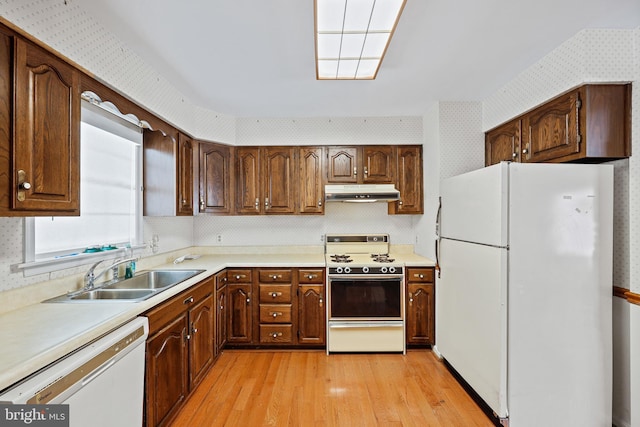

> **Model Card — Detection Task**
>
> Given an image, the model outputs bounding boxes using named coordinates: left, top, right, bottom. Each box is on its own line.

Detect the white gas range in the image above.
left=325, top=234, right=406, bottom=354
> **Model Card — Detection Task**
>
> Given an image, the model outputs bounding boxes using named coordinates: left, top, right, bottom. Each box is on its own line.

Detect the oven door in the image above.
left=328, top=276, right=403, bottom=320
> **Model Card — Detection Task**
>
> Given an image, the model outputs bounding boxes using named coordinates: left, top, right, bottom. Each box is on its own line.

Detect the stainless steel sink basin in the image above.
left=45, top=269, right=205, bottom=303
left=69, top=289, right=155, bottom=301
left=103, top=270, right=205, bottom=291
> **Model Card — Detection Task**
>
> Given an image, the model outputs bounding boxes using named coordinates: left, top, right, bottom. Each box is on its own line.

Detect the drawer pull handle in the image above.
left=307, top=274, right=315, bottom=280
left=184, top=296, right=194, bottom=304
left=272, top=312, right=282, bottom=318
left=271, top=275, right=280, bottom=280
left=271, top=332, right=282, bottom=338
left=271, top=292, right=282, bottom=298
left=418, top=274, right=424, bottom=279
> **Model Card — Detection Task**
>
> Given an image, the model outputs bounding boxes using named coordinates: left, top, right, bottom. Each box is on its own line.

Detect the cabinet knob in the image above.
left=319, top=297, right=323, bottom=307
left=184, top=296, right=194, bottom=304
left=272, top=312, right=281, bottom=318
left=364, top=166, right=368, bottom=177
left=419, top=274, right=424, bottom=279
left=19, top=182, right=31, bottom=190
left=398, top=200, right=403, bottom=206
left=220, top=304, right=224, bottom=310
left=17, top=170, right=30, bottom=202
left=265, top=197, right=270, bottom=209
left=409, top=292, right=413, bottom=304
left=271, top=292, right=281, bottom=298
left=272, top=332, right=282, bottom=338
left=192, top=326, right=198, bottom=334
left=318, top=200, right=323, bottom=207
left=307, top=274, right=315, bottom=280
left=512, top=152, right=517, bottom=159
left=271, top=274, right=280, bottom=280
left=235, top=275, right=241, bottom=280
left=353, top=167, right=357, bottom=177
left=255, top=198, right=259, bottom=210
left=522, top=148, right=529, bottom=154
left=246, top=297, right=251, bottom=304
left=200, top=197, right=205, bottom=210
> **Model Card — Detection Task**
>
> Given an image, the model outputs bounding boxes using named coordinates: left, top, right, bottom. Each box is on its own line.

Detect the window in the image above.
left=23, top=99, right=143, bottom=275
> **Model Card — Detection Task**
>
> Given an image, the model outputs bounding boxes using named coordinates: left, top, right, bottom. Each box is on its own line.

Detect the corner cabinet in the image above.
left=485, top=84, right=631, bottom=166
left=0, top=36, right=80, bottom=216
left=144, top=130, right=195, bottom=216
left=389, top=145, right=423, bottom=214
left=143, top=277, right=214, bottom=427
left=198, top=141, right=234, bottom=214
left=405, top=267, right=435, bottom=346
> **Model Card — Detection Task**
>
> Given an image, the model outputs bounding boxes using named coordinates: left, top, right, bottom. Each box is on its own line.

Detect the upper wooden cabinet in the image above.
left=177, top=133, right=194, bottom=216
left=389, top=145, right=423, bottom=215
left=198, top=141, right=233, bottom=214
left=485, top=120, right=521, bottom=165
left=485, top=84, right=630, bottom=166
left=326, top=146, right=396, bottom=184
left=298, top=146, right=324, bottom=214
left=236, top=146, right=296, bottom=214
left=0, top=36, right=80, bottom=216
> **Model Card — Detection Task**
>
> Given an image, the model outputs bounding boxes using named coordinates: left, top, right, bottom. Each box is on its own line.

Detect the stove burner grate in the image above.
left=330, top=254, right=353, bottom=263
left=371, top=254, right=395, bottom=263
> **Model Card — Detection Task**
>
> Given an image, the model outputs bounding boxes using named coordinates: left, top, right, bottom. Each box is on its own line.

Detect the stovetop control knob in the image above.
left=344, top=267, right=351, bottom=274
left=381, top=266, right=388, bottom=273
left=389, top=266, right=396, bottom=273
left=362, top=266, right=369, bottom=273
left=336, top=267, right=343, bottom=274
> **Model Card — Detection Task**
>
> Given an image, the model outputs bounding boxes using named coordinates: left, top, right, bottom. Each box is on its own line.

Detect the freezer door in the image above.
left=436, top=238, right=508, bottom=419
left=440, top=162, right=508, bottom=247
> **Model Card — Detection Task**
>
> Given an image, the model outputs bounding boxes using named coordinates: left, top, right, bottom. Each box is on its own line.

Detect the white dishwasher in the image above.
left=0, top=317, right=148, bottom=426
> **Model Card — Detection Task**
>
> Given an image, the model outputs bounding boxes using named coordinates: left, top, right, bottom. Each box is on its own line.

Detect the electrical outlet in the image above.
left=216, top=234, right=223, bottom=243
left=320, top=234, right=325, bottom=242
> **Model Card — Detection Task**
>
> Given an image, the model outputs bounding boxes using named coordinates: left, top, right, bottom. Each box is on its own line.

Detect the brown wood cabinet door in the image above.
left=297, top=284, right=325, bottom=346
left=199, top=142, right=233, bottom=214
left=485, top=120, right=521, bottom=166
left=298, top=146, right=324, bottom=214
left=177, top=133, right=193, bottom=216
left=390, top=145, right=423, bottom=214
left=143, top=129, right=177, bottom=216
left=188, top=294, right=214, bottom=390
left=13, top=38, right=80, bottom=214
left=227, top=283, right=253, bottom=343
left=235, top=147, right=261, bottom=214
left=406, top=283, right=434, bottom=345
left=326, top=147, right=358, bottom=183
left=262, top=146, right=295, bottom=214
left=145, top=313, right=189, bottom=427
left=522, top=89, right=580, bottom=163
left=362, top=146, right=395, bottom=183
left=216, top=285, right=227, bottom=356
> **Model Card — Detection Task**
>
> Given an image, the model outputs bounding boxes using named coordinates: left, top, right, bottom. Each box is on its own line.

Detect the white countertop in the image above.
left=0, top=250, right=434, bottom=392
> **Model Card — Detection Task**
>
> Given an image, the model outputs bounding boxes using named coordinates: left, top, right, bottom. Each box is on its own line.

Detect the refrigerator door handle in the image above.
left=435, top=237, right=441, bottom=278
left=435, top=196, right=442, bottom=237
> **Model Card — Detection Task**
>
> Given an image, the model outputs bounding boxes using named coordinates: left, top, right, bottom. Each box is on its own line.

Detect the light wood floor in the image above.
left=172, top=349, right=496, bottom=427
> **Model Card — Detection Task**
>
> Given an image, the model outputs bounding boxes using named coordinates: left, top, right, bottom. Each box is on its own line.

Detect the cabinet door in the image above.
left=262, top=146, right=295, bottom=214
left=188, top=294, right=214, bottom=390
left=227, top=283, right=253, bottom=343
left=485, top=120, right=521, bottom=166
left=216, top=285, right=227, bottom=355
left=177, top=133, right=193, bottom=216
left=326, top=147, right=358, bottom=183
left=13, top=38, right=80, bottom=214
left=362, top=146, right=395, bottom=183
left=406, top=283, right=435, bottom=345
left=143, top=129, right=177, bottom=216
left=145, top=313, right=189, bottom=427
left=390, top=145, right=423, bottom=214
left=298, top=146, right=324, bottom=214
left=298, top=284, right=325, bottom=346
left=235, top=147, right=261, bottom=214
left=522, top=89, right=579, bottom=163
left=199, top=142, right=233, bottom=214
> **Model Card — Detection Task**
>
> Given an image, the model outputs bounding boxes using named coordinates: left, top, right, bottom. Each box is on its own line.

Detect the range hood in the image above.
left=324, top=184, right=400, bottom=203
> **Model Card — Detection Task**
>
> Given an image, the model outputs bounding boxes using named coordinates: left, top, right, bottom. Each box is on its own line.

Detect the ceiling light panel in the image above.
left=315, top=0, right=407, bottom=80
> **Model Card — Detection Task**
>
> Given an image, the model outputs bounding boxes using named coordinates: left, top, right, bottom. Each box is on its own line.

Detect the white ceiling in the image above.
left=77, top=0, right=640, bottom=118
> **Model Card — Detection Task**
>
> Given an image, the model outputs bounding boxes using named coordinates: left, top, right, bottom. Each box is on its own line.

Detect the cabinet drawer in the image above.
left=259, top=284, right=292, bottom=303
left=406, top=268, right=434, bottom=283
left=227, top=269, right=252, bottom=283
left=259, top=325, right=293, bottom=343
left=298, top=269, right=324, bottom=284
left=145, top=278, right=213, bottom=334
left=258, top=269, right=292, bottom=283
left=259, top=304, right=292, bottom=323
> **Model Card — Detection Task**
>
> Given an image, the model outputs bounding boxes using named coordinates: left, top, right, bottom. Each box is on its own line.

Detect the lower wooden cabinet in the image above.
left=214, top=270, right=228, bottom=357
left=405, top=267, right=435, bottom=346
left=227, top=282, right=253, bottom=344
left=143, top=277, right=214, bottom=427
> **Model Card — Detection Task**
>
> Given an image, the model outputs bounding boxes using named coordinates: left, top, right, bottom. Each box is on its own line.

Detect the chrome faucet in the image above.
left=84, top=257, right=137, bottom=290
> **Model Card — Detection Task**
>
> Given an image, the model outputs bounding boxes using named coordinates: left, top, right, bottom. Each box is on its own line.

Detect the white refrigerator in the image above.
left=436, top=162, right=613, bottom=426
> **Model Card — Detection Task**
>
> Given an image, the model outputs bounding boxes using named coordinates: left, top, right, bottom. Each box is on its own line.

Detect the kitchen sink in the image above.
left=69, top=289, right=156, bottom=301
left=45, top=269, right=206, bottom=303
left=103, top=270, right=205, bottom=291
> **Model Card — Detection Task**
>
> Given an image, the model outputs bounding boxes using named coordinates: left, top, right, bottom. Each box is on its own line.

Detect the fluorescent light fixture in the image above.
left=315, top=0, right=406, bottom=80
